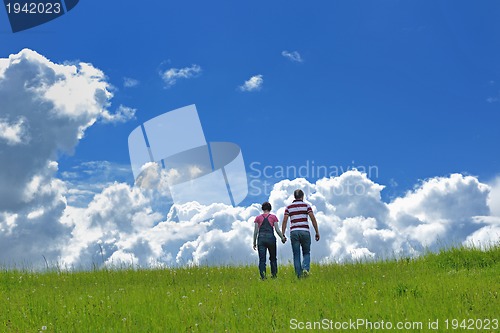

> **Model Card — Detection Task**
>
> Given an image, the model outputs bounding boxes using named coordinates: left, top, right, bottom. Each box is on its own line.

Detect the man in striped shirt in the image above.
left=281, top=189, right=320, bottom=278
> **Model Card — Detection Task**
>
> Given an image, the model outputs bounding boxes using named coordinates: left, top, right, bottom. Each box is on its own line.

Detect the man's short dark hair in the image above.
left=262, top=202, right=272, bottom=211
left=294, top=189, right=304, bottom=199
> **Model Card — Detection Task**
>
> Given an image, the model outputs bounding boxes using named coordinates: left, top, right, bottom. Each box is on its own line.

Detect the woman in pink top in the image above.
left=253, top=202, right=286, bottom=279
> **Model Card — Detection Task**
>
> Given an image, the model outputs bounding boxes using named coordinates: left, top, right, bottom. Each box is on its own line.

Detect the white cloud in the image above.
left=100, top=105, right=136, bottom=124
left=239, top=74, right=263, bottom=92
left=3, top=166, right=500, bottom=268
left=0, top=49, right=113, bottom=211
left=281, top=50, right=303, bottom=63
left=123, top=77, right=139, bottom=88
left=0, top=49, right=133, bottom=266
left=59, top=182, right=164, bottom=267
left=488, top=177, right=500, bottom=217
left=388, top=174, right=490, bottom=247
left=0, top=116, right=30, bottom=145
left=53, top=171, right=500, bottom=268
left=170, top=172, right=496, bottom=265
left=465, top=225, right=500, bottom=249
left=160, top=64, right=201, bottom=88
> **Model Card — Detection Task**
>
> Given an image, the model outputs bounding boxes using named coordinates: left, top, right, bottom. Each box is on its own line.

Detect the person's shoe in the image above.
left=271, top=274, right=277, bottom=279
left=302, top=269, right=310, bottom=278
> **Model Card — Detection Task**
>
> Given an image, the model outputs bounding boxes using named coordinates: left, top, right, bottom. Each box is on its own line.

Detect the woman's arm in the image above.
left=274, top=222, right=286, bottom=242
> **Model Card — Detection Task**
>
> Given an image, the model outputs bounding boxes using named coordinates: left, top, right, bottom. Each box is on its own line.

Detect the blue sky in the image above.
left=1, top=1, right=500, bottom=268
left=2, top=0, right=500, bottom=201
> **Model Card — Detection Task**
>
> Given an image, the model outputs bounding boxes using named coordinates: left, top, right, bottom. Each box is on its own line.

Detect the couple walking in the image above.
left=252, top=189, right=320, bottom=279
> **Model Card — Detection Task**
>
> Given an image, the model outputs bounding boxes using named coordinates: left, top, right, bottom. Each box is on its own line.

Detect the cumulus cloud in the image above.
left=160, top=64, right=201, bottom=88
left=388, top=174, right=490, bottom=247
left=61, top=170, right=497, bottom=268
left=281, top=50, right=303, bottom=63
left=239, top=74, right=263, bottom=92
left=60, top=182, right=164, bottom=267
left=487, top=177, right=500, bottom=217
left=0, top=49, right=133, bottom=266
left=3, top=164, right=500, bottom=268
left=465, top=225, right=500, bottom=249
left=0, top=49, right=112, bottom=211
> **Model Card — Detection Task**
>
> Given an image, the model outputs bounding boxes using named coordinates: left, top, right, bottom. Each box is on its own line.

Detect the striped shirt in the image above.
left=284, top=200, right=312, bottom=232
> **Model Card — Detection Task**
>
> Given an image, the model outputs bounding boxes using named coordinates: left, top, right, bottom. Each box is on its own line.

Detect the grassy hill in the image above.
left=1, top=245, right=499, bottom=332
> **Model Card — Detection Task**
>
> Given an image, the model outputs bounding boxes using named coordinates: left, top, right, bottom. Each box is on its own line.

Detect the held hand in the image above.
left=281, top=236, right=287, bottom=244
left=253, top=244, right=257, bottom=251
left=315, top=233, right=320, bottom=241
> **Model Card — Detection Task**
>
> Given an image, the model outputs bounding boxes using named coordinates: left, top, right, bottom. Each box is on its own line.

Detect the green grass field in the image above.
left=1, top=245, right=499, bottom=332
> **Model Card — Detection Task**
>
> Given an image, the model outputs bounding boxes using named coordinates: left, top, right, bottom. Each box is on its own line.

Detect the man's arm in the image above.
left=253, top=223, right=258, bottom=250
left=308, top=211, right=320, bottom=241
